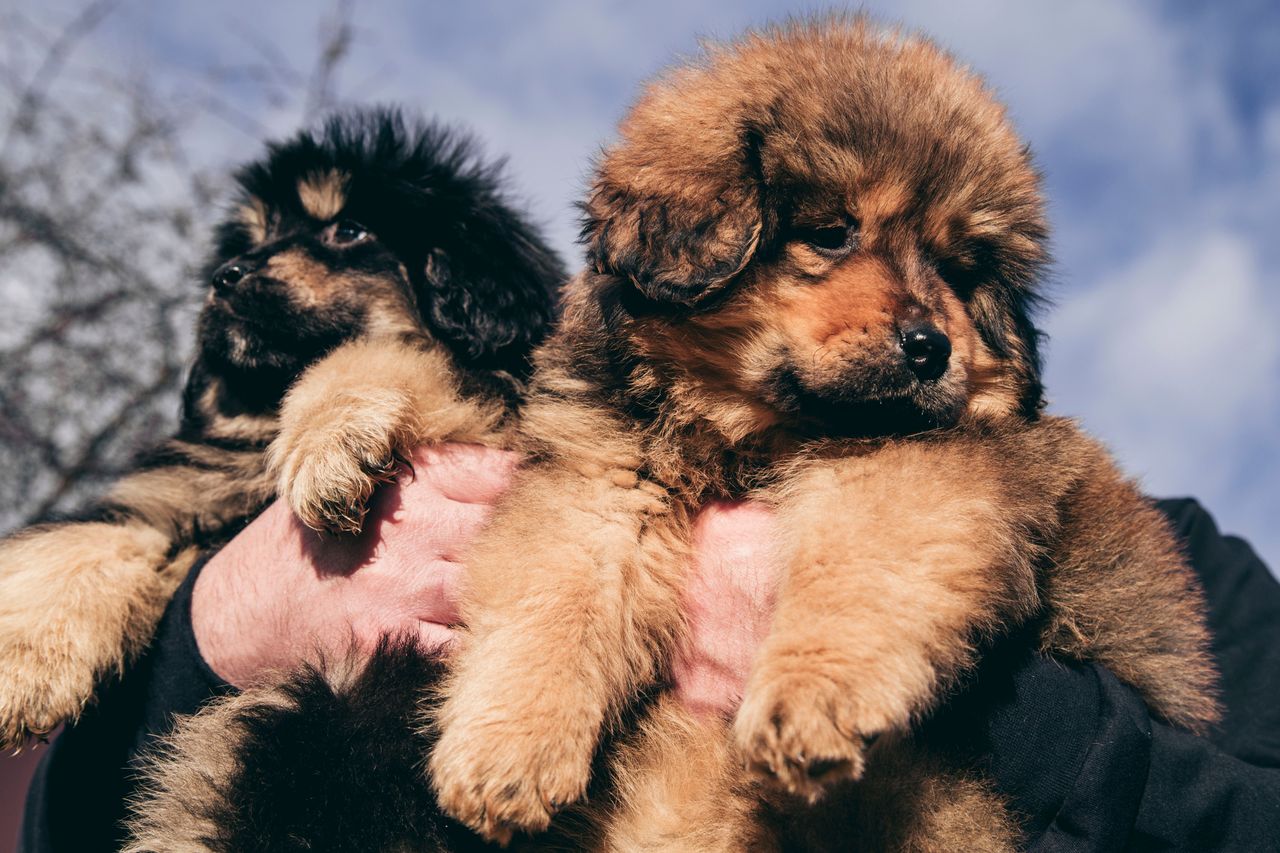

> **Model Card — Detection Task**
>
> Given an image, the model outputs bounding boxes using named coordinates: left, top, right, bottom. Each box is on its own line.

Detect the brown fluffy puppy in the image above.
left=422, top=19, right=1216, bottom=850
left=198, top=18, right=1217, bottom=852
left=0, top=108, right=561, bottom=749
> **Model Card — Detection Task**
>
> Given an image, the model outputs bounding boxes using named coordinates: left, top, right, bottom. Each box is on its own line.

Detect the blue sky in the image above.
left=10, top=0, right=1280, bottom=571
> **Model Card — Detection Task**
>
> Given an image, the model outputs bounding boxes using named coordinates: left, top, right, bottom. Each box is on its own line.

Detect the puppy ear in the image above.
left=583, top=120, right=767, bottom=306
left=973, top=287, right=1046, bottom=417
left=964, top=235, right=1049, bottom=416
left=420, top=212, right=561, bottom=376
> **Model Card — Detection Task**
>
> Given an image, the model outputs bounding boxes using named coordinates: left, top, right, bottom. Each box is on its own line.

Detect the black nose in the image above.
left=212, top=259, right=256, bottom=292
left=900, top=324, right=951, bottom=381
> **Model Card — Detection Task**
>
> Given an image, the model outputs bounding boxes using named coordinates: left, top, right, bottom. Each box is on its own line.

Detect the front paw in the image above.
left=733, top=669, right=875, bottom=802
left=0, top=647, right=97, bottom=749
left=270, top=388, right=416, bottom=535
left=0, top=523, right=175, bottom=749
left=429, top=713, right=594, bottom=845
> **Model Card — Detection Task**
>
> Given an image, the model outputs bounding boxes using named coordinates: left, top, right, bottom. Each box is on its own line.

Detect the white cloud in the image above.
left=1048, top=231, right=1278, bottom=485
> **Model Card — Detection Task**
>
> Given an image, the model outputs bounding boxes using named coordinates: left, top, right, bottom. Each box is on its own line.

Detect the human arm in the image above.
left=32, top=460, right=1277, bottom=852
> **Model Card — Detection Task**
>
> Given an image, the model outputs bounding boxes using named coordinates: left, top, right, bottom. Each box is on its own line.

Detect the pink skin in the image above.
left=673, top=500, right=781, bottom=716
left=193, top=444, right=780, bottom=716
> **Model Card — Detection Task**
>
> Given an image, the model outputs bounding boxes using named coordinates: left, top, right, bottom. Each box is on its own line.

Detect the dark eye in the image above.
left=792, top=218, right=859, bottom=256
left=328, top=219, right=371, bottom=246
left=935, top=240, right=998, bottom=295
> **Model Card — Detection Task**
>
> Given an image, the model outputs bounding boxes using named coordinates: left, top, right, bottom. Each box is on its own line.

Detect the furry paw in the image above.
left=0, top=522, right=176, bottom=749
left=429, top=712, right=594, bottom=844
left=733, top=670, right=874, bottom=802
left=0, top=647, right=97, bottom=749
left=271, top=387, right=419, bottom=535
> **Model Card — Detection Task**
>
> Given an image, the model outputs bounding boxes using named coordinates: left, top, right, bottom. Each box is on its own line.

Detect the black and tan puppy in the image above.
left=127, top=17, right=1218, bottom=853
left=0, top=107, right=562, bottom=748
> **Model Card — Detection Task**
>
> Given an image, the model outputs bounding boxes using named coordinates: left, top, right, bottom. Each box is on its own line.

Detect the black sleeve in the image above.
left=1159, top=498, right=1280, bottom=767
left=928, top=498, right=1280, bottom=852
left=19, top=554, right=233, bottom=853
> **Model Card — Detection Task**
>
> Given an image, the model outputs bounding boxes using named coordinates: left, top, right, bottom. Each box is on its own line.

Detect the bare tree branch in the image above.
left=2, top=0, right=116, bottom=154
left=0, top=0, right=362, bottom=531
left=304, top=0, right=354, bottom=118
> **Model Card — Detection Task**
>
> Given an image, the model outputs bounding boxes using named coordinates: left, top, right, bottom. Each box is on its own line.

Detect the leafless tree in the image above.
left=0, top=0, right=358, bottom=531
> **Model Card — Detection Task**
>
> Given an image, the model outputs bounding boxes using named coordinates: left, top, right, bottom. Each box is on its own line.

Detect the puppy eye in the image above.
left=791, top=219, right=859, bottom=256
left=327, top=219, right=371, bottom=246
left=934, top=240, right=996, bottom=295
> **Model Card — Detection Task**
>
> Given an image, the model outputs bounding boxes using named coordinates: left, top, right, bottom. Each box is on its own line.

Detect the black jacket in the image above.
left=20, top=499, right=1280, bottom=851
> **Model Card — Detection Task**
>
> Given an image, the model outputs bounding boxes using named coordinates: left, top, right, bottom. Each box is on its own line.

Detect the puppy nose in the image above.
left=212, top=260, right=255, bottom=292
left=900, top=323, right=951, bottom=381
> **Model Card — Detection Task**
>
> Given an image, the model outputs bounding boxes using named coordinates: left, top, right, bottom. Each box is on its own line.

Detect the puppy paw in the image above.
left=733, top=670, right=874, bottom=802
left=271, top=387, right=419, bottom=535
left=429, top=709, right=595, bottom=844
left=0, top=648, right=98, bottom=749
left=0, top=523, right=175, bottom=749
left=272, top=425, right=404, bottom=535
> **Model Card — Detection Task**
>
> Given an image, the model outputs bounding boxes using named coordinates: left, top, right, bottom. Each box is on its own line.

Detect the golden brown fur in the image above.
left=297, top=169, right=351, bottom=221
left=416, top=17, right=1217, bottom=850
left=270, top=339, right=508, bottom=533
left=0, top=526, right=196, bottom=747
left=0, top=385, right=281, bottom=747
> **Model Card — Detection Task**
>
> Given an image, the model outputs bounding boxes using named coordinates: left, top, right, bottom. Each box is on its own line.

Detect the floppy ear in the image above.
left=583, top=120, right=767, bottom=306
left=419, top=209, right=562, bottom=376
left=962, top=231, right=1049, bottom=417
left=971, top=286, right=1045, bottom=416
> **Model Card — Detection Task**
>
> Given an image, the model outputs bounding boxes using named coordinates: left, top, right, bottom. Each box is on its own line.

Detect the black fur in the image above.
left=185, top=639, right=491, bottom=853
left=123, top=112, right=563, bottom=846
left=176, top=639, right=645, bottom=852
left=163, top=105, right=567, bottom=544
left=206, top=108, right=562, bottom=386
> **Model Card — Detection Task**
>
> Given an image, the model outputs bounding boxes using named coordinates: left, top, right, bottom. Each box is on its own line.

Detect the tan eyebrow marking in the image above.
left=297, top=169, right=350, bottom=220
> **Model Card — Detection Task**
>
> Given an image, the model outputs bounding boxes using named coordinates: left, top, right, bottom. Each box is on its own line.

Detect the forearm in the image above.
left=136, top=555, right=236, bottom=730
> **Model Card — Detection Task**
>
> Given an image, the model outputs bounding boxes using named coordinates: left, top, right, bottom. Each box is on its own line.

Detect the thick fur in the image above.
left=124, top=639, right=494, bottom=853
left=420, top=17, right=1218, bottom=850
left=128, top=17, right=1218, bottom=853
left=0, top=107, right=562, bottom=748
left=126, top=644, right=1020, bottom=853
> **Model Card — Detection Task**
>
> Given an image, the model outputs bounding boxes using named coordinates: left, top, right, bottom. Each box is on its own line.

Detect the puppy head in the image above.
left=583, top=18, right=1047, bottom=440
left=199, top=108, right=562, bottom=381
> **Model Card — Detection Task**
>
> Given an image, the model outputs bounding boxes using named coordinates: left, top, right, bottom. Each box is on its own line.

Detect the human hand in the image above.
left=672, top=499, right=781, bottom=717
left=194, top=450, right=782, bottom=707
left=192, top=443, right=517, bottom=688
